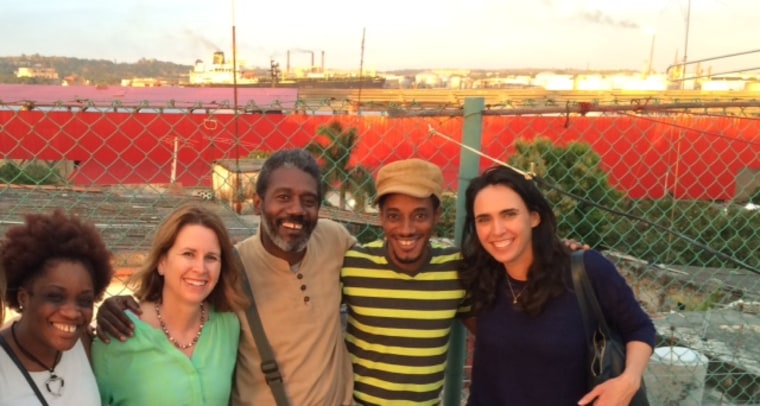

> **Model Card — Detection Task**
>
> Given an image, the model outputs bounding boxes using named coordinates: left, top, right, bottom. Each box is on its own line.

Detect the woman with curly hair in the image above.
left=459, top=166, right=655, bottom=406
left=0, top=209, right=113, bottom=405
left=91, top=203, right=248, bottom=405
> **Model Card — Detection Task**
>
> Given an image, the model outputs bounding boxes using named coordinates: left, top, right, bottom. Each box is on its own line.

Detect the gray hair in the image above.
left=256, top=149, right=322, bottom=202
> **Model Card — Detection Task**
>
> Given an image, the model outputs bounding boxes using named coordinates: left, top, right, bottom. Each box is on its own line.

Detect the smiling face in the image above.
left=158, top=224, right=222, bottom=306
left=379, top=193, right=441, bottom=274
left=254, top=166, right=320, bottom=263
left=17, top=259, right=95, bottom=352
left=473, top=184, right=540, bottom=278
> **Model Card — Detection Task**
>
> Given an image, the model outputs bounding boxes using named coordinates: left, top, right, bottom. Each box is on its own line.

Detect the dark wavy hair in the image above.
left=1, top=209, right=113, bottom=310
left=459, top=166, right=570, bottom=316
left=255, top=149, right=322, bottom=204
left=131, top=204, right=248, bottom=312
left=1, top=261, right=6, bottom=321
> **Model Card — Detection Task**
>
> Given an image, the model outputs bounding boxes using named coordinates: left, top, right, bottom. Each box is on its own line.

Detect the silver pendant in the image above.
left=45, top=373, right=65, bottom=397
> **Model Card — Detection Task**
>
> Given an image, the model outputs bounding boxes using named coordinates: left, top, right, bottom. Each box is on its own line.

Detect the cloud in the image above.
left=181, top=29, right=222, bottom=52
left=580, top=9, right=639, bottom=29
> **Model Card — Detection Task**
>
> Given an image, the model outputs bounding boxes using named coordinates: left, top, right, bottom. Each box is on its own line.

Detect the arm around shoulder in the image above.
left=95, top=295, right=141, bottom=343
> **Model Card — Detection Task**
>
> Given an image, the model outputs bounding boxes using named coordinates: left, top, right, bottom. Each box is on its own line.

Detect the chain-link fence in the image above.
left=1, top=87, right=759, bottom=404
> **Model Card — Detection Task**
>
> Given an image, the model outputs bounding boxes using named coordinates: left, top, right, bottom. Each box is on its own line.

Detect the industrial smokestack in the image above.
left=213, top=51, right=225, bottom=65
left=287, top=50, right=291, bottom=75
left=310, top=51, right=315, bottom=71
left=321, top=50, right=325, bottom=72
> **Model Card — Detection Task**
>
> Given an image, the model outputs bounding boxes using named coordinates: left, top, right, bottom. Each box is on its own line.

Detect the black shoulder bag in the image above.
left=233, top=248, right=291, bottom=406
left=570, top=251, right=649, bottom=406
left=0, top=334, right=50, bottom=406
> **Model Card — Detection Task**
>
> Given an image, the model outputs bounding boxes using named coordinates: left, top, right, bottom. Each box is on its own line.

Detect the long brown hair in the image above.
left=131, top=204, right=247, bottom=312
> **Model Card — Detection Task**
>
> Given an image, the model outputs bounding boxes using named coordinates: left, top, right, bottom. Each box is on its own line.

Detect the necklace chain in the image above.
left=11, top=322, right=65, bottom=397
left=506, top=276, right=525, bottom=304
left=155, top=302, right=206, bottom=350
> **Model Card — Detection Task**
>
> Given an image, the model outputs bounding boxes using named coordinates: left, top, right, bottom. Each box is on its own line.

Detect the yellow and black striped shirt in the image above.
left=341, top=240, right=469, bottom=406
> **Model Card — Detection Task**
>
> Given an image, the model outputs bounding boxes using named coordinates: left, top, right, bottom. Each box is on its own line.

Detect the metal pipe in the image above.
left=666, top=48, right=760, bottom=81
left=388, top=100, right=760, bottom=118
left=442, top=97, right=485, bottom=406
left=483, top=100, right=760, bottom=116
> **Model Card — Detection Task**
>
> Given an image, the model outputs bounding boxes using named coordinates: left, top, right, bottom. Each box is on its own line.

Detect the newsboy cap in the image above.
left=374, top=158, right=443, bottom=203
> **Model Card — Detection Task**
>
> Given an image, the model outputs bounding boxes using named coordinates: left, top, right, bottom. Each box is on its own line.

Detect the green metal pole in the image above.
left=442, top=97, right=484, bottom=405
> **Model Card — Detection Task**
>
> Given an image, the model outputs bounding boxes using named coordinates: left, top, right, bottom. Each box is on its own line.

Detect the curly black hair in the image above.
left=1, top=209, right=113, bottom=309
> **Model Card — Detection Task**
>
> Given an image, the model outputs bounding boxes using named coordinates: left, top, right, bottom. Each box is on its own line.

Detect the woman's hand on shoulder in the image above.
left=562, top=238, right=590, bottom=252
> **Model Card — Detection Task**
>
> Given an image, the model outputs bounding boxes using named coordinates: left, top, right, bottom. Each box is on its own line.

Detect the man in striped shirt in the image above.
left=341, top=158, right=470, bottom=406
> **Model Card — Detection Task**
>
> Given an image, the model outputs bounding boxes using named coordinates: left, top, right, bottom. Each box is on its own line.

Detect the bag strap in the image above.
left=233, top=247, right=291, bottom=406
left=570, top=251, right=613, bottom=337
left=571, top=253, right=650, bottom=405
left=0, top=333, right=50, bottom=406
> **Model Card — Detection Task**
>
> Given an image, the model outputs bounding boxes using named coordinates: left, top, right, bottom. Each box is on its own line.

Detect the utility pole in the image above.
left=682, top=0, right=691, bottom=88
left=357, top=27, right=366, bottom=116
left=648, top=33, right=656, bottom=75
left=231, top=0, right=242, bottom=214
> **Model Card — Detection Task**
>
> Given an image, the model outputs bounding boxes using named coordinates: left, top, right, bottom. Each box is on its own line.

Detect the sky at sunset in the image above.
left=1, top=0, right=758, bottom=74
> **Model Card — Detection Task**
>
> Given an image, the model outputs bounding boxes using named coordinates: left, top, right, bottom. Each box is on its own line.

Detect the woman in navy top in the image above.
left=459, top=166, right=655, bottom=406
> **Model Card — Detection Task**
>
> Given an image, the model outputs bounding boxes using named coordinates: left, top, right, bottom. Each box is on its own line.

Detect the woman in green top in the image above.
left=92, top=204, right=248, bottom=405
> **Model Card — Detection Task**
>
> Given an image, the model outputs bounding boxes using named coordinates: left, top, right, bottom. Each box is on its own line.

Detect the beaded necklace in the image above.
left=154, top=302, right=206, bottom=350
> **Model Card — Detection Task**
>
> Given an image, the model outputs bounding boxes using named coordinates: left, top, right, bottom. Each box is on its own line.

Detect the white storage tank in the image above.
left=644, top=346, right=709, bottom=405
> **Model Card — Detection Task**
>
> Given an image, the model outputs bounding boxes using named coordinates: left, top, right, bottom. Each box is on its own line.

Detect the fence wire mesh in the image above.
left=1, top=90, right=759, bottom=404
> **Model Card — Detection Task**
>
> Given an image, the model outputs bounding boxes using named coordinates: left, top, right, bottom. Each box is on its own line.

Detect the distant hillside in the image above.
left=0, top=55, right=192, bottom=85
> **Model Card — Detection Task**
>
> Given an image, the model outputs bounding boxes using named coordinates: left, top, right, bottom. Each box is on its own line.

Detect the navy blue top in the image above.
left=467, top=250, right=655, bottom=406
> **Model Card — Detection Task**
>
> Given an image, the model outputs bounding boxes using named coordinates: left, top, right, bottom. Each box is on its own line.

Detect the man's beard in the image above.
left=260, top=211, right=312, bottom=253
